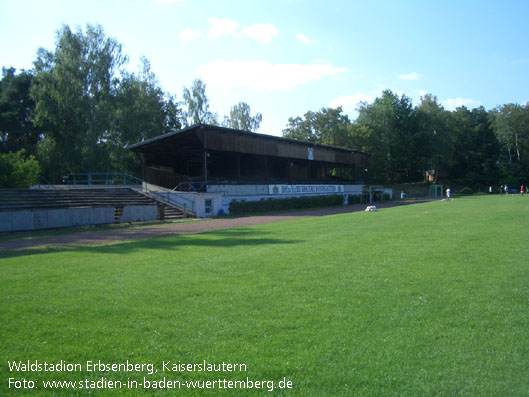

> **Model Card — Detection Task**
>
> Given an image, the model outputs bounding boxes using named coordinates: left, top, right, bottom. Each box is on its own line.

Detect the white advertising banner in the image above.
left=268, top=185, right=344, bottom=195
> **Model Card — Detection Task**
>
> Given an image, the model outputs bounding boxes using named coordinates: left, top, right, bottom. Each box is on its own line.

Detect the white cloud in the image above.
left=296, top=33, right=316, bottom=44
left=178, top=28, right=203, bottom=40
left=399, top=72, right=422, bottom=80
left=204, top=19, right=279, bottom=43
left=196, top=60, right=347, bottom=91
left=329, top=93, right=376, bottom=114
left=242, top=24, right=279, bottom=43
left=207, top=18, right=240, bottom=38
left=442, top=97, right=482, bottom=110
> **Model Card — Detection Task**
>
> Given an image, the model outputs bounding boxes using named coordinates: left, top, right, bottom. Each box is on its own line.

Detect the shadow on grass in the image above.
left=0, top=228, right=303, bottom=259
left=0, top=218, right=199, bottom=243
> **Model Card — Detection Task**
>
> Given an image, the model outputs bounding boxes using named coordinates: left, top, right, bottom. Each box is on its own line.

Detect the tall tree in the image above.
left=448, top=106, right=500, bottom=184
left=111, top=57, right=181, bottom=173
left=355, top=90, right=418, bottom=183
left=31, top=24, right=127, bottom=181
left=415, top=94, right=452, bottom=181
left=490, top=103, right=529, bottom=185
left=182, top=79, right=218, bottom=126
left=223, top=101, right=262, bottom=132
left=0, top=68, right=39, bottom=155
left=283, top=107, right=352, bottom=147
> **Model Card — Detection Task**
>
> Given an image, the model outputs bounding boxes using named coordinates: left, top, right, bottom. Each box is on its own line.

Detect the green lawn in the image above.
left=1, top=196, right=528, bottom=395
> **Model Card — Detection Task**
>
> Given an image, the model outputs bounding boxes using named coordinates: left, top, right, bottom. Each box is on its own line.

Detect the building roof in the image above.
left=126, top=124, right=366, bottom=155
left=127, top=124, right=368, bottom=167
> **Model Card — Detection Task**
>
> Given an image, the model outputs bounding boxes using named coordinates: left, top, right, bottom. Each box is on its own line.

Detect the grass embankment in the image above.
left=1, top=196, right=528, bottom=395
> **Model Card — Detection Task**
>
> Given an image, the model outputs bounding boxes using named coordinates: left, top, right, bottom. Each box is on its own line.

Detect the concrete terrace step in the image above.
left=162, top=206, right=186, bottom=219
left=0, top=188, right=158, bottom=211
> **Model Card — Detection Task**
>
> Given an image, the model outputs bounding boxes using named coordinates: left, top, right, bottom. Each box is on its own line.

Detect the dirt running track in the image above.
left=0, top=201, right=428, bottom=251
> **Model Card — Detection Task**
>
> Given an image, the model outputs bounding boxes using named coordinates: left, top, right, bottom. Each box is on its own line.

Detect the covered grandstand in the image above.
left=127, top=124, right=368, bottom=189
left=126, top=124, right=370, bottom=216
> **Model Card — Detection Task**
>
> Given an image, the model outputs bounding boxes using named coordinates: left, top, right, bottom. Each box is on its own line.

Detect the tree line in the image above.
left=0, top=24, right=261, bottom=186
left=283, top=91, right=529, bottom=188
left=1, top=24, right=528, bottom=189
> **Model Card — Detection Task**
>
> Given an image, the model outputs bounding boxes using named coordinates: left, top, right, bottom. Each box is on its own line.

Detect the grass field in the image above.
left=1, top=196, right=528, bottom=395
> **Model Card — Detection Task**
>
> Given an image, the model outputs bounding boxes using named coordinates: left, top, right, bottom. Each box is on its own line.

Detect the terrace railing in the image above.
left=175, top=181, right=207, bottom=192
left=64, top=173, right=143, bottom=187
left=63, top=173, right=196, bottom=216
left=37, top=175, right=56, bottom=189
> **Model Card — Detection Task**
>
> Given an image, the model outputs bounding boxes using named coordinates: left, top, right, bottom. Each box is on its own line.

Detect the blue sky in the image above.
left=1, top=0, right=528, bottom=136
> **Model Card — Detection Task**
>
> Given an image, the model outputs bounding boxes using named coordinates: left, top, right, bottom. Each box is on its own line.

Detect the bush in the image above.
left=229, top=194, right=345, bottom=215
left=0, top=150, right=40, bottom=188
left=459, top=187, right=473, bottom=195
left=348, top=194, right=361, bottom=204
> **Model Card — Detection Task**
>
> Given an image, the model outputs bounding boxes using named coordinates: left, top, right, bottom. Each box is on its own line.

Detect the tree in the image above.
left=182, top=79, right=218, bottom=126
left=448, top=106, right=500, bottom=184
left=0, top=68, right=39, bottom=155
left=223, top=101, right=262, bottom=132
left=355, top=90, right=418, bottom=183
left=415, top=94, right=452, bottom=181
left=31, top=24, right=128, bottom=181
left=0, top=149, right=40, bottom=188
left=490, top=103, right=529, bottom=185
left=283, top=107, right=352, bottom=147
left=111, top=57, right=181, bottom=173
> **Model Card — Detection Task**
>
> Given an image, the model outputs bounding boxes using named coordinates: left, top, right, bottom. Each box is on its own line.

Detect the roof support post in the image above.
left=237, top=152, right=241, bottom=183
left=203, top=149, right=208, bottom=187
left=202, top=127, right=208, bottom=188
left=265, top=156, right=269, bottom=183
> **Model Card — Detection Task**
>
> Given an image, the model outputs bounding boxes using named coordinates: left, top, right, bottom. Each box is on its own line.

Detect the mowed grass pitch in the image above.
left=1, top=196, right=528, bottom=396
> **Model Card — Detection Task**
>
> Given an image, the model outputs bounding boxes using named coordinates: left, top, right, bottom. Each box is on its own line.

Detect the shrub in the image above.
left=229, top=194, right=345, bottom=215
left=0, top=150, right=40, bottom=188
left=459, top=187, right=473, bottom=195
left=348, top=194, right=361, bottom=204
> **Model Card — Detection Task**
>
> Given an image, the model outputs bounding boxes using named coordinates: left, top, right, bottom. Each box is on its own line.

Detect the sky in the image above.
left=1, top=0, right=528, bottom=136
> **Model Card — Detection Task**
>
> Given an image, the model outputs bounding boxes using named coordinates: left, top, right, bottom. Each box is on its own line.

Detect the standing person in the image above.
left=521, top=185, right=525, bottom=196
left=400, top=191, right=405, bottom=200
left=489, top=185, right=493, bottom=194
left=500, top=185, right=504, bottom=195
left=446, top=187, right=451, bottom=200
left=504, top=185, right=509, bottom=195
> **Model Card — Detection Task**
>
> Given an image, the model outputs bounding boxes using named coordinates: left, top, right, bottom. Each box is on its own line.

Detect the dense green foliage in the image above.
left=0, top=149, right=40, bottom=188
left=28, top=25, right=182, bottom=182
left=0, top=68, right=38, bottom=156
left=459, top=187, right=474, bottom=195
left=1, top=197, right=528, bottom=395
left=228, top=194, right=345, bottom=214
left=0, top=24, right=266, bottom=186
left=284, top=92, right=529, bottom=187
